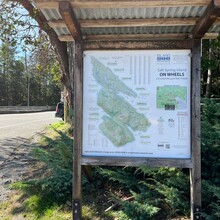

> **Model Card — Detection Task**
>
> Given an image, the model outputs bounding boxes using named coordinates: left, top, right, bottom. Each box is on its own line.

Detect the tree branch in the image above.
left=11, top=0, right=72, bottom=93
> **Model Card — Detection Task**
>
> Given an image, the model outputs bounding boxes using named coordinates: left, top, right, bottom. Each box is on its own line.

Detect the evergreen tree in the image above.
left=201, top=38, right=220, bottom=97
left=0, top=41, right=25, bottom=105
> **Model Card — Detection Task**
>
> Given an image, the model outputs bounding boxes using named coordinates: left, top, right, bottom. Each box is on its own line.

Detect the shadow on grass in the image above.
left=9, top=124, right=73, bottom=218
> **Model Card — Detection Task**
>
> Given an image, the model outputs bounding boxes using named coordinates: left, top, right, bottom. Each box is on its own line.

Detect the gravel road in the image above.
left=0, top=112, right=61, bottom=202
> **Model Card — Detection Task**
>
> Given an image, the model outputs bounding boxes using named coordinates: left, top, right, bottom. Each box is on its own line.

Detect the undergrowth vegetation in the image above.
left=30, top=122, right=73, bottom=203
left=200, top=99, right=220, bottom=219
left=6, top=121, right=73, bottom=220
left=6, top=100, right=220, bottom=219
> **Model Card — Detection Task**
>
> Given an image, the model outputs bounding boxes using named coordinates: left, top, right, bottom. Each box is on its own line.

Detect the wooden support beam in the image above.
left=34, top=1, right=58, bottom=9
left=58, top=33, right=219, bottom=42
left=83, top=40, right=193, bottom=50
left=81, top=157, right=193, bottom=168
left=85, top=33, right=220, bottom=41
left=35, top=0, right=210, bottom=9
left=84, top=33, right=190, bottom=41
left=59, top=1, right=82, bottom=41
left=48, top=17, right=220, bottom=29
left=190, top=39, right=202, bottom=219
left=193, top=0, right=220, bottom=39
left=73, top=41, right=83, bottom=220
left=71, top=0, right=211, bottom=8
left=204, top=32, right=219, bottom=38
left=48, top=20, right=65, bottom=28
left=49, top=17, right=200, bottom=29
left=59, top=34, right=74, bottom=41
left=79, top=18, right=199, bottom=28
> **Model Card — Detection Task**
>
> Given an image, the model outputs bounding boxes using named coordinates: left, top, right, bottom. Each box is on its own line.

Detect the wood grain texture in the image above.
left=35, top=0, right=210, bottom=9
left=190, top=39, right=202, bottom=220
left=81, top=157, right=193, bottom=168
left=193, top=0, right=220, bottom=38
left=83, top=40, right=193, bottom=50
left=73, top=41, right=83, bottom=220
left=59, top=1, right=82, bottom=41
left=58, top=33, right=219, bottom=42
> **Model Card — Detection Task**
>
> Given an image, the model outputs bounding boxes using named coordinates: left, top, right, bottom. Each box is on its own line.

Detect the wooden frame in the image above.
left=80, top=41, right=194, bottom=164
left=81, top=157, right=193, bottom=168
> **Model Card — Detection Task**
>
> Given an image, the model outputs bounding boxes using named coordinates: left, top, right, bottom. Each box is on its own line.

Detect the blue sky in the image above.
left=0, top=4, right=39, bottom=59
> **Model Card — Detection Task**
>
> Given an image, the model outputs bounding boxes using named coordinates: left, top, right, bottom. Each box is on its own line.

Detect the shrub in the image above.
left=28, top=122, right=73, bottom=203
left=201, top=99, right=220, bottom=218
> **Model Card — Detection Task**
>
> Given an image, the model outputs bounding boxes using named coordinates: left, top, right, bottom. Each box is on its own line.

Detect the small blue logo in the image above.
left=157, top=54, right=171, bottom=62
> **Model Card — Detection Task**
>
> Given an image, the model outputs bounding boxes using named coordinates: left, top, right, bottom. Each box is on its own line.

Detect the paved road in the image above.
left=0, top=111, right=61, bottom=165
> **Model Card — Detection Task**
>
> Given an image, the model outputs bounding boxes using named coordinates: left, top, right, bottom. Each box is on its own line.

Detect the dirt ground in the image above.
left=0, top=133, right=43, bottom=203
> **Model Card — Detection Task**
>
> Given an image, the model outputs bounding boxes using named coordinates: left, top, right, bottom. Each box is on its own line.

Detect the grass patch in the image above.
left=0, top=192, right=71, bottom=220
left=38, top=121, right=72, bottom=147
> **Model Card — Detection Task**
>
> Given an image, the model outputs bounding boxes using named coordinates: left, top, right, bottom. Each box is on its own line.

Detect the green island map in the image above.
left=91, top=57, right=150, bottom=147
left=156, top=85, right=187, bottom=110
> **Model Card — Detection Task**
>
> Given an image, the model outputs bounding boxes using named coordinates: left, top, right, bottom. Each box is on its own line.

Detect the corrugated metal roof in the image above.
left=36, top=1, right=220, bottom=41
left=52, top=25, right=196, bottom=38
left=41, top=9, right=62, bottom=20
left=73, top=6, right=206, bottom=19
left=54, top=27, right=70, bottom=36
left=209, top=25, right=220, bottom=33
left=42, top=6, right=206, bottom=21
left=41, top=6, right=203, bottom=37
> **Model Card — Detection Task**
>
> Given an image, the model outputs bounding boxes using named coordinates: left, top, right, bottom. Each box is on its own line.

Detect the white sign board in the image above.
left=83, top=50, right=191, bottom=159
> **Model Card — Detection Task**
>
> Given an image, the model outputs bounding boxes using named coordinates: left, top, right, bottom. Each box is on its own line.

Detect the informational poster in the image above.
left=82, top=50, right=191, bottom=159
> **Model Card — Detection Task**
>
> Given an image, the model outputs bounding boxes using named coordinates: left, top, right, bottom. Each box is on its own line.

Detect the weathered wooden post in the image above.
left=190, top=39, right=202, bottom=220
left=73, top=41, right=83, bottom=220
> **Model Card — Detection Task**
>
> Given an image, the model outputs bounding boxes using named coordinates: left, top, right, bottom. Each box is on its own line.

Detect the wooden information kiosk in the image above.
left=34, top=1, right=220, bottom=219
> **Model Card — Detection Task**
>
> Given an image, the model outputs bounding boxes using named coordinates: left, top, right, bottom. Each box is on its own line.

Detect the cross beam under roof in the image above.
left=58, top=33, right=219, bottom=42
left=48, top=18, right=201, bottom=29
left=59, top=1, right=82, bottom=41
left=193, top=0, right=220, bottom=38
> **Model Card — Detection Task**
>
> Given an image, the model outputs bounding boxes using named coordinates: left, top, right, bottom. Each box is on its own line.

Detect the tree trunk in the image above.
left=205, top=69, right=212, bottom=98
left=205, top=39, right=212, bottom=98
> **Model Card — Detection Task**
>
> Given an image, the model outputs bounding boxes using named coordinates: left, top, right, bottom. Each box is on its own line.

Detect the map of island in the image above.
left=83, top=50, right=191, bottom=158
left=91, top=57, right=150, bottom=146
left=99, top=116, right=134, bottom=147
left=98, top=89, right=150, bottom=132
left=91, top=57, right=137, bottom=97
left=157, top=85, right=187, bottom=110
